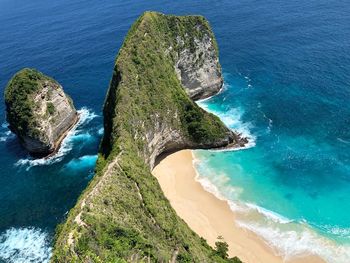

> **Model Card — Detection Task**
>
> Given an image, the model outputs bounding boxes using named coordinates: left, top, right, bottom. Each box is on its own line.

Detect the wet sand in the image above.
left=152, top=150, right=325, bottom=263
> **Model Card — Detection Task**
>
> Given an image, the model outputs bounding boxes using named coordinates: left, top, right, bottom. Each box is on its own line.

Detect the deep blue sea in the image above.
left=0, top=0, right=349, bottom=262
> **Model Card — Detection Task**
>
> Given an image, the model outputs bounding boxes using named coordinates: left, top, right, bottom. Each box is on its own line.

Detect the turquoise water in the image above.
left=195, top=67, right=350, bottom=260
left=0, top=0, right=349, bottom=262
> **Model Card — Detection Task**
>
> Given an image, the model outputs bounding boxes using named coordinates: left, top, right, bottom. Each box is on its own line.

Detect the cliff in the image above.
left=174, top=21, right=223, bottom=100
left=52, top=12, right=243, bottom=262
left=4, top=68, right=78, bottom=156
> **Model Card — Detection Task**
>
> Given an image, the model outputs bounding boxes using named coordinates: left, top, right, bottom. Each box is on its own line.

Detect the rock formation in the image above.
left=4, top=68, right=78, bottom=156
left=52, top=12, right=243, bottom=263
left=175, top=29, right=223, bottom=100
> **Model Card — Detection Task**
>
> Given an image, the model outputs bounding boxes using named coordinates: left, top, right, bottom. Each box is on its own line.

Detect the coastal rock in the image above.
left=4, top=68, right=78, bottom=156
left=52, top=12, right=243, bottom=262
left=174, top=31, right=223, bottom=100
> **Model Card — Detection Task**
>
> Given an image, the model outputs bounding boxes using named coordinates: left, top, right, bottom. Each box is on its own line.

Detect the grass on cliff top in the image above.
left=4, top=68, right=57, bottom=137
left=102, top=11, right=228, bottom=156
left=52, top=11, right=241, bottom=263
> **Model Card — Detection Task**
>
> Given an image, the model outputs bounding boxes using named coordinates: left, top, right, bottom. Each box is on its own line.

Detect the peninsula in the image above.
left=52, top=11, right=245, bottom=262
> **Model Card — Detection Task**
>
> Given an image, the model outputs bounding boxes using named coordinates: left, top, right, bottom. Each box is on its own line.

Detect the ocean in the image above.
left=0, top=0, right=349, bottom=262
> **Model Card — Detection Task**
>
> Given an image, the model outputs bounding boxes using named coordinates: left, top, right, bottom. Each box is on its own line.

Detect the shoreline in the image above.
left=152, top=150, right=325, bottom=263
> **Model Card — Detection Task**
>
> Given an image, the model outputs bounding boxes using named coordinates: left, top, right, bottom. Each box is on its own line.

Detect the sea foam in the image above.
left=196, top=100, right=256, bottom=150
left=192, top=154, right=350, bottom=263
left=64, top=154, right=98, bottom=172
left=236, top=220, right=350, bottom=263
left=0, top=122, right=15, bottom=142
left=0, top=227, right=51, bottom=263
left=98, top=127, right=104, bottom=135
left=15, top=107, right=98, bottom=170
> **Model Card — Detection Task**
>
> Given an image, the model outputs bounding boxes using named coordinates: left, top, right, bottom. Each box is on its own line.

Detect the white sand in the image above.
left=153, top=150, right=325, bottom=263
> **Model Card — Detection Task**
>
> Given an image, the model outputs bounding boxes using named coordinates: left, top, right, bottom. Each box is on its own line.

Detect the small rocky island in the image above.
left=4, top=68, right=78, bottom=156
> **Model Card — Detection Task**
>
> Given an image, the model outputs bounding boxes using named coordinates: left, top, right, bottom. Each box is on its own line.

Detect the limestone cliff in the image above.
left=4, top=68, right=78, bottom=156
left=174, top=26, right=223, bottom=100
left=52, top=12, right=242, bottom=263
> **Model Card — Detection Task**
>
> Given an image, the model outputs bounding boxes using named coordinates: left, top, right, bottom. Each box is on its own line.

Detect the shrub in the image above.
left=215, top=236, right=229, bottom=259
left=47, top=102, right=55, bottom=115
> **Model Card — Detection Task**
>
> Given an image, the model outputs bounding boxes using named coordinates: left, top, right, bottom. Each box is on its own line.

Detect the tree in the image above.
left=215, top=236, right=229, bottom=259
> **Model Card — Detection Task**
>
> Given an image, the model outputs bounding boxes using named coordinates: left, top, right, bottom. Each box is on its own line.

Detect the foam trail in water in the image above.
left=260, top=110, right=273, bottom=134
left=0, top=122, right=15, bottom=142
left=15, top=107, right=98, bottom=170
left=337, top=137, right=350, bottom=144
left=64, top=155, right=98, bottom=171
left=0, top=227, right=51, bottom=263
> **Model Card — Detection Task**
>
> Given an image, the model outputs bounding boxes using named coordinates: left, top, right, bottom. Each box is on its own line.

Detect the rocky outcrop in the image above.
left=52, top=12, right=244, bottom=263
left=101, top=12, right=246, bottom=170
left=175, top=32, right=223, bottom=100
left=4, top=68, right=78, bottom=156
left=145, top=115, right=238, bottom=169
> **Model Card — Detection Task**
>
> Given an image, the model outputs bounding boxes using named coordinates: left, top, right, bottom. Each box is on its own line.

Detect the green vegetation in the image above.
left=215, top=236, right=229, bottom=259
left=47, top=102, right=55, bottom=115
left=4, top=68, right=57, bottom=137
left=215, top=237, right=242, bottom=263
left=52, top=12, right=239, bottom=262
left=5, top=68, right=42, bottom=136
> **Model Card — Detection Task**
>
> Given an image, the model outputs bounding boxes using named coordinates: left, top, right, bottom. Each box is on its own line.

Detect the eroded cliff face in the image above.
left=133, top=15, right=243, bottom=169
left=5, top=68, right=77, bottom=156
left=52, top=12, right=243, bottom=262
left=175, top=32, right=223, bottom=100
left=144, top=112, right=236, bottom=169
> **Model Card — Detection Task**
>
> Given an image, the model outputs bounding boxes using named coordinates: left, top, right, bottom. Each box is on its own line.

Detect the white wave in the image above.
left=192, top=77, right=350, bottom=261
left=192, top=155, right=247, bottom=213
left=196, top=83, right=226, bottom=103
left=192, top=157, right=293, bottom=224
left=329, top=226, right=350, bottom=237
left=0, top=122, right=15, bottom=142
left=78, top=107, right=98, bottom=123
left=64, top=155, right=98, bottom=171
left=195, top=79, right=256, bottom=150
left=337, top=138, right=350, bottom=144
left=320, top=224, right=350, bottom=238
left=245, top=203, right=292, bottom=224
left=192, top=166, right=350, bottom=262
left=0, top=227, right=51, bottom=263
left=15, top=107, right=98, bottom=170
left=72, top=132, right=94, bottom=142
left=191, top=155, right=350, bottom=262
left=193, top=166, right=350, bottom=262
left=196, top=101, right=256, bottom=149
left=98, top=127, right=104, bottom=135
left=236, top=220, right=350, bottom=263
left=193, top=166, right=252, bottom=215
left=0, top=130, right=15, bottom=142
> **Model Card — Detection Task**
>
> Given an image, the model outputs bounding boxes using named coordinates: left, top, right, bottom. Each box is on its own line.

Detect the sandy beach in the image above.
left=152, top=150, right=325, bottom=263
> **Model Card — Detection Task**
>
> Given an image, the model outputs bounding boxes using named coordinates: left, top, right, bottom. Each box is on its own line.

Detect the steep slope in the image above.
left=4, top=68, right=77, bottom=156
left=52, top=12, right=243, bottom=262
